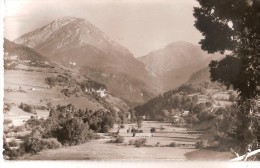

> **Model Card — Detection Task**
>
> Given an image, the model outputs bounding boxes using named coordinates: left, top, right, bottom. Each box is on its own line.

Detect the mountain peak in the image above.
left=51, top=16, right=84, bottom=28
left=165, top=41, right=197, bottom=48
left=14, top=16, right=117, bottom=52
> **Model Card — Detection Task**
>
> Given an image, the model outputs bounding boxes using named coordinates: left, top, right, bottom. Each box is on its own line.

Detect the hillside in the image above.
left=4, top=40, right=131, bottom=126
left=139, top=42, right=209, bottom=75
left=139, top=41, right=223, bottom=91
left=3, top=38, right=54, bottom=70
left=14, top=16, right=160, bottom=105
left=134, top=81, right=229, bottom=120
left=188, top=67, right=211, bottom=83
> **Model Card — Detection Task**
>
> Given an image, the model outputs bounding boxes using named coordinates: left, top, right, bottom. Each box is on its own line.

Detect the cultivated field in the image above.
left=21, top=121, right=228, bottom=160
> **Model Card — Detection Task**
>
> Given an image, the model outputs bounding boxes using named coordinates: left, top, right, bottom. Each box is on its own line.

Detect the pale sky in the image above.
left=4, top=0, right=203, bottom=57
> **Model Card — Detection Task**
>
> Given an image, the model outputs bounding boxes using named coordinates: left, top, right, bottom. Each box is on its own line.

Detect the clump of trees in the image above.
left=135, top=83, right=216, bottom=125
left=4, top=103, right=121, bottom=158
left=45, top=75, right=71, bottom=88
left=194, top=0, right=260, bottom=153
left=19, top=103, right=35, bottom=113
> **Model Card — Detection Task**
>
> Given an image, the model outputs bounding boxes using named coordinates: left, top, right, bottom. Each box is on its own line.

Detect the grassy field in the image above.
left=4, top=70, right=104, bottom=126
left=20, top=121, right=228, bottom=160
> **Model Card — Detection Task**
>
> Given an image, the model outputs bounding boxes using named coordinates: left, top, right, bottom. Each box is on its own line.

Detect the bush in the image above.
left=120, top=125, right=125, bottom=129
left=4, top=148, right=25, bottom=160
left=108, top=136, right=125, bottom=143
left=9, top=139, right=19, bottom=147
left=195, top=139, right=209, bottom=149
left=102, top=125, right=110, bottom=133
left=57, top=118, right=90, bottom=145
left=4, top=103, right=11, bottom=112
left=150, top=127, right=156, bottom=133
left=23, top=136, right=45, bottom=153
left=19, top=103, right=35, bottom=113
left=160, top=125, right=165, bottom=131
left=13, top=125, right=26, bottom=132
left=134, top=138, right=147, bottom=147
left=41, top=138, right=62, bottom=149
left=23, top=136, right=61, bottom=153
left=4, top=119, right=12, bottom=125
left=114, top=136, right=124, bottom=143
left=128, top=139, right=134, bottom=145
left=168, top=142, right=177, bottom=147
left=25, top=118, right=42, bottom=130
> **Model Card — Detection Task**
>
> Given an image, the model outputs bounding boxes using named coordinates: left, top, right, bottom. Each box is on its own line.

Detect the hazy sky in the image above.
left=4, top=0, right=202, bottom=57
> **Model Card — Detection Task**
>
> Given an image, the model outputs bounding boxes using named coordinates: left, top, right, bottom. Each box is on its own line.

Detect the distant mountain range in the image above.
left=12, top=16, right=224, bottom=105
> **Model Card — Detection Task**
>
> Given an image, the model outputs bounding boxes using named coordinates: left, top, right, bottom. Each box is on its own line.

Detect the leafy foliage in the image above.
left=135, top=82, right=217, bottom=121
left=19, top=103, right=35, bottom=113
left=57, top=118, right=90, bottom=145
left=195, top=139, right=209, bottom=149
left=194, top=0, right=260, bottom=152
left=133, top=138, right=147, bottom=147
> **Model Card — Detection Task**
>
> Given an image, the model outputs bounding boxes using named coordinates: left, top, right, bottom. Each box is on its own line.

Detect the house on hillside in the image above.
left=181, top=111, right=189, bottom=117
left=96, top=89, right=107, bottom=97
left=211, top=105, right=222, bottom=113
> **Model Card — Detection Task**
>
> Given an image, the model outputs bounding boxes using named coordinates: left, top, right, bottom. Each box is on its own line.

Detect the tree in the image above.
left=45, top=77, right=56, bottom=88
left=194, top=0, right=260, bottom=153
left=136, top=116, right=143, bottom=128
left=58, top=118, right=90, bottom=145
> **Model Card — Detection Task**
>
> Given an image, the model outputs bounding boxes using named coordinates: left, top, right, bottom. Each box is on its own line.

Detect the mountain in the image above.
left=138, top=41, right=223, bottom=91
left=188, top=67, right=211, bottom=84
left=139, top=41, right=208, bottom=75
left=14, top=16, right=159, bottom=105
left=4, top=38, right=50, bottom=62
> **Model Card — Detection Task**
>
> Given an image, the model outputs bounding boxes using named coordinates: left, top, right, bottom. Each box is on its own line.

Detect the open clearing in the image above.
left=21, top=121, right=228, bottom=160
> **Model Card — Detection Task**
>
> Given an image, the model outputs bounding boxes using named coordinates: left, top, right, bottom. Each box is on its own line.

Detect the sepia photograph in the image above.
left=1, top=0, right=260, bottom=166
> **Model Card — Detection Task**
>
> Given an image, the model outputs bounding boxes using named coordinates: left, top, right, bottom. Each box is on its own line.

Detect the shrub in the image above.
left=150, top=127, right=156, bottom=133
left=4, top=103, right=11, bottom=112
left=168, top=142, right=177, bottom=147
left=23, top=134, right=62, bottom=153
left=195, top=139, right=209, bottom=149
left=57, top=118, right=90, bottom=145
left=4, top=148, right=25, bottom=160
left=41, top=138, right=62, bottom=149
left=40, top=118, right=60, bottom=138
left=25, top=118, right=42, bottom=130
left=108, top=136, right=125, bottom=143
left=13, top=125, right=26, bottom=132
left=102, top=125, right=110, bottom=133
left=134, top=138, right=147, bottom=147
left=120, top=124, right=125, bottom=129
left=160, top=125, right=165, bottom=131
left=19, top=103, right=35, bottom=113
left=128, top=139, right=134, bottom=145
left=23, top=136, right=45, bottom=153
left=4, top=119, right=12, bottom=125
left=114, top=136, right=124, bottom=143
left=9, top=139, right=19, bottom=147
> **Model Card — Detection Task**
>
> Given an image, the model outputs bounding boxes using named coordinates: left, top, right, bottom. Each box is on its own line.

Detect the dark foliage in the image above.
left=194, top=0, right=260, bottom=152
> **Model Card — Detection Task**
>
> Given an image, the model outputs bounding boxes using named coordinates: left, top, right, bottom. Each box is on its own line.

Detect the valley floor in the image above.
left=20, top=121, right=229, bottom=161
